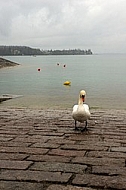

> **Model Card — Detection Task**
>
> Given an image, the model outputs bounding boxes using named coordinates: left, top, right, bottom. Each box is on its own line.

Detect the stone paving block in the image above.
left=48, top=149, right=85, bottom=157
left=0, top=160, right=33, bottom=169
left=0, top=141, right=32, bottom=147
left=27, top=154, right=71, bottom=163
left=72, top=157, right=125, bottom=167
left=73, top=174, right=107, bottom=187
left=0, top=153, right=28, bottom=160
left=30, top=162, right=87, bottom=174
left=28, top=131, right=64, bottom=137
left=0, top=146, right=49, bottom=155
left=0, top=137, right=13, bottom=141
left=0, top=134, right=16, bottom=138
left=12, top=136, right=49, bottom=143
left=107, top=177, right=126, bottom=190
left=0, top=181, right=44, bottom=190
left=87, top=150, right=126, bottom=158
left=79, top=140, right=120, bottom=147
left=72, top=174, right=126, bottom=189
left=92, top=130, right=126, bottom=136
left=47, top=139, right=76, bottom=145
left=104, top=138, right=126, bottom=144
left=31, top=142, right=60, bottom=149
left=61, top=144, right=107, bottom=151
left=92, top=166, right=126, bottom=176
left=111, top=147, right=126, bottom=152
left=0, top=130, right=28, bottom=135
left=47, top=185, right=95, bottom=190
left=0, top=125, right=32, bottom=130
left=67, top=134, right=90, bottom=141
left=0, top=170, right=72, bottom=183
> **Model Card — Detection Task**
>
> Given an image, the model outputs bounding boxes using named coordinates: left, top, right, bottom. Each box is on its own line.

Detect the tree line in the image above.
left=0, top=46, right=93, bottom=56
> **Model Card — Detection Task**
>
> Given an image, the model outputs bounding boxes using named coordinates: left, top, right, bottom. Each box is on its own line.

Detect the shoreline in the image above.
left=0, top=98, right=126, bottom=111
left=0, top=101, right=126, bottom=111
left=0, top=106, right=126, bottom=114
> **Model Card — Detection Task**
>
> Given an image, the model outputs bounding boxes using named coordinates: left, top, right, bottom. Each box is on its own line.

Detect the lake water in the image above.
left=0, top=54, right=126, bottom=109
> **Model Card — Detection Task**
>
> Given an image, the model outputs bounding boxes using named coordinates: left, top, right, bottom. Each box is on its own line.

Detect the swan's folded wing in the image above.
left=72, top=105, right=78, bottom=112
left=83, top=104, right=91, bottom=117
left=83, top=103, right=89, bottom=110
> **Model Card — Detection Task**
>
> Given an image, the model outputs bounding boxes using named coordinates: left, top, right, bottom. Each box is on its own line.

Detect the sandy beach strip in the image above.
left=0, top=107, right=126, bottom=190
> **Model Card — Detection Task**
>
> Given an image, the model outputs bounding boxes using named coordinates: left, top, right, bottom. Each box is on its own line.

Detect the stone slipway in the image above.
left=0, top=94, right=23, bottom=103
left=0, top=57, right=19, bottom=69
left=0, top=108, right=126, bottom=190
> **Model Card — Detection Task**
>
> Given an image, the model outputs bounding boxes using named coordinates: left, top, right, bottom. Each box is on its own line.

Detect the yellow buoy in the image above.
left=63, top=81, right=71, bottom=85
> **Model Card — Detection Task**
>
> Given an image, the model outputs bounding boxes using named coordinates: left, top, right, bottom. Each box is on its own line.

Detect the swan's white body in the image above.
left=72, top=103, right=90, bottom=123
left=72, top=90, right=90, bottom=131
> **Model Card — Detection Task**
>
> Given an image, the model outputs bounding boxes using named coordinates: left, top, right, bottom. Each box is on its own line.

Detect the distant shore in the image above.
left=0, top=57, right=19, bottom=69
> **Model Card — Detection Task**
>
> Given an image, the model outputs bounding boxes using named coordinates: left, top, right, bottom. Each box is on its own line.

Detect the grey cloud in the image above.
left=0, top=0, right=126, bottom=53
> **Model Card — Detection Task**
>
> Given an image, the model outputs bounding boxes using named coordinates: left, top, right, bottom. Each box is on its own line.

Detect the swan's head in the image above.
left=80, top=90, right=86, bottom=103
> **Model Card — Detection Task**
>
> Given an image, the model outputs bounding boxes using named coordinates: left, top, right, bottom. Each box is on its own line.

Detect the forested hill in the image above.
left=0, top=46, right=93, bottom=56
left=0, top=46, right=42, bottom=56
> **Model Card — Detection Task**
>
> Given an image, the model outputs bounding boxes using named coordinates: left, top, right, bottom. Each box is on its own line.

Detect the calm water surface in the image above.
left=0, top=54, right=126, bottom=109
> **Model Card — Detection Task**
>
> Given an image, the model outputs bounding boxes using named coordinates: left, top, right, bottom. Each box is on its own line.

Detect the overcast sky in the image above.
left=0, top=0, right=126, bottom=53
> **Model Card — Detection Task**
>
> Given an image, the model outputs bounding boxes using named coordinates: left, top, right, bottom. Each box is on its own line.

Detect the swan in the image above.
left=72, top=90, right=91, bottom=132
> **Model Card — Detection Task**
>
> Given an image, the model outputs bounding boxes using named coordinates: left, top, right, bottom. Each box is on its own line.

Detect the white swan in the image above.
left=72, top=90, right=91, bottom=132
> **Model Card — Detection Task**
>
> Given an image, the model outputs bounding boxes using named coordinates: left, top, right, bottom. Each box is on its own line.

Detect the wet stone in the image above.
left=0, top=108, right=126, bottom=190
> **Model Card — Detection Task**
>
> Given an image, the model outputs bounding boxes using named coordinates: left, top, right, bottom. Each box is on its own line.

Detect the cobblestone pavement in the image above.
left=0, top=108, right=126, bottom=190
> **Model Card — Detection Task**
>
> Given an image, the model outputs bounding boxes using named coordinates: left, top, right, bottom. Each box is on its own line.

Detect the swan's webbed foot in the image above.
left=74, top=120, right=88, bottom=132
left=81, top=126, right=88, bottom=132
left=75, top=127, right=79, bottom=131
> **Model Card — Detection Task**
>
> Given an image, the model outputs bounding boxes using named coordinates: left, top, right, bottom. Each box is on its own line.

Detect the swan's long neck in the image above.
left=78, top=96, right=84, bottom=105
